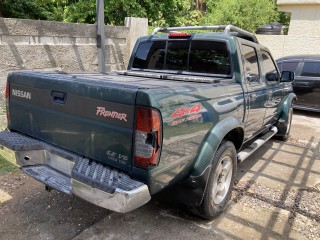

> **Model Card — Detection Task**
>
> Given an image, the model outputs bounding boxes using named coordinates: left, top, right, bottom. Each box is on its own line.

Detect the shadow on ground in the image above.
left=73, top=137, right=319, bottom=240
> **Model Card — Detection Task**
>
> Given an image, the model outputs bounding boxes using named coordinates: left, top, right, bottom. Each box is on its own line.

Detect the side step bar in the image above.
left=237, top=126, right=278, bottom=163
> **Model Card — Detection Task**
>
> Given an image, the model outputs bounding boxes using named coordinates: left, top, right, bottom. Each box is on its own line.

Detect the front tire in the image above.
left=278, top=106, right=293, bottom=141
left=197, top=140, right=237, bottom=220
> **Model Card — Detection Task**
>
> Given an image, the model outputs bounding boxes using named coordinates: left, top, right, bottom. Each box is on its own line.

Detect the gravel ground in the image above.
left=230, top=110, right=320, bottom=240
left=232, top=180, right=320, bottom=239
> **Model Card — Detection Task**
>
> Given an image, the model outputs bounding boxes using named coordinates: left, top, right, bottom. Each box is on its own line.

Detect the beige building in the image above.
left=257, top=0, right=320, bottom=59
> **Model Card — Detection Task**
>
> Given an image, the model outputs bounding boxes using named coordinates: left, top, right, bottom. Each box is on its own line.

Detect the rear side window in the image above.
left=301, top=62, right=320, bottom=77
left=277, top=61, right=299, bottom=73
left=132, top=40, right=231, bottom=76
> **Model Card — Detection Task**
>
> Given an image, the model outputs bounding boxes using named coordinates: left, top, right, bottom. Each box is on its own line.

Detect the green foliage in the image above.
left=202, top=0, right=279, bottom=32
left=0, top=155, right=17, bottom=176
left=0, top=0, right=48, bottom=19
left=152, top=0, right=202, bottom=27
left=0, top=0, right=289, bottom=33
left=32, top=0, right=201, bottom=27
left=64, top=0, right=96, bottom=23
left=279, top=11, right=290, bottom=27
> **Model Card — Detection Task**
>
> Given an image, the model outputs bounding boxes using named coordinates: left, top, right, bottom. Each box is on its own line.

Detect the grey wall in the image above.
left=0, top=17, right=148, bottom=97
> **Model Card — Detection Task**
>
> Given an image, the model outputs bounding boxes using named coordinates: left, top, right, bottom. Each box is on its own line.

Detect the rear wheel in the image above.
left=198, top=140, right=237, bottom=220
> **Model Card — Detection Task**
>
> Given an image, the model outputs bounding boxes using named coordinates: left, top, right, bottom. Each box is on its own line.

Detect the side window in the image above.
left=301, top=62, right=320, bottom=77
left=276, top=62, right=283, bottom=72
left=261, top=51, right=279, bottom=82
left=281, top=61, right=299, bottom=73
left=242, top=45, right=260, bottom=83
left=132, top=41, right=166, bottom=70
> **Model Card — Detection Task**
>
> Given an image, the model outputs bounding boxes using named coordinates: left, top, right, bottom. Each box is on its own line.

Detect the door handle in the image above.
left=51, top=91, right=67, bottom=104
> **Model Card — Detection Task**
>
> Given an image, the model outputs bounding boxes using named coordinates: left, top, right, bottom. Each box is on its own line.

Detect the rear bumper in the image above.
left=0, top=131, right=151, bottom=213
left=72, top=179, right=150, bottom=213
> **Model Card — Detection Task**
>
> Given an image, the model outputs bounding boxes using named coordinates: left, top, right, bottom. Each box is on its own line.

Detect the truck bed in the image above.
left=7, top=71, right=229, bottom=173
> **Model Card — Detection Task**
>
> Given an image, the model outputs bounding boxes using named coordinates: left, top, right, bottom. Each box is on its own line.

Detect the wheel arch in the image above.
left=223, top=127, right=244, bottom=151
left=173, top=117, right=244, bottom=208
left=278, top=93, right=296, bottom=122
left=191, top=116, right=244, bottom=177
left=276, top=92, right=296, bottom=137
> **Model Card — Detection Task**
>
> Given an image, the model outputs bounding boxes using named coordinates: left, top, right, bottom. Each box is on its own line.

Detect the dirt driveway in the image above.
left=0, top=110, right=319, bottom=240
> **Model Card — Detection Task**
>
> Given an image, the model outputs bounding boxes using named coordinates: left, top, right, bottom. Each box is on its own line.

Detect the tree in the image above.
left=33, top=0, right=201, bottom=27
left=0, top=0, right=48, bottom=19
left=0, top=0, right=288, bottom=31
left=202, top=0, right=279, bottom=32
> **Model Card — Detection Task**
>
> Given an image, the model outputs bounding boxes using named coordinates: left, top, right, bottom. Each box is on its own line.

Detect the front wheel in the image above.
left=197, top=140, right=237, bottom=220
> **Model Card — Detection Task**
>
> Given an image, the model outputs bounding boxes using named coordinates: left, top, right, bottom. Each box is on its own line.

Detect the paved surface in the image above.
left=238, top=140, right=319, bottom=192
left=73, top=110, right=320, bottom=240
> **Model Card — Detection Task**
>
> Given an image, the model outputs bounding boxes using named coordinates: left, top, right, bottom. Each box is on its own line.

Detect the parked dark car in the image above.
left=277, top=55, right=320, bottom=112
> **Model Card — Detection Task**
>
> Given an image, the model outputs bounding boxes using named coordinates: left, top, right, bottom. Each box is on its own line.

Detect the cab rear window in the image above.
left=132, top=40, right=231, bottom=76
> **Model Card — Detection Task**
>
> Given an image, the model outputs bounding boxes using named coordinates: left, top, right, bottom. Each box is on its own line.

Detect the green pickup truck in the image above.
left=0, top=25, right=295, bottom=219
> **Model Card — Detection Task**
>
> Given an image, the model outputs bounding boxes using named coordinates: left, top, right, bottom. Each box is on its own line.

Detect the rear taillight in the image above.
left=5, top=83, right=10, bottom=123
left=134, top=107, right=162, bottom=168
left=5, top=83, right=9, bottom=99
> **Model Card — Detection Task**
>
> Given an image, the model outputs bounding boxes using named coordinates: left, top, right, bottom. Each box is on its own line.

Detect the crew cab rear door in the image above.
left=240, top=42, right=268, bottom=140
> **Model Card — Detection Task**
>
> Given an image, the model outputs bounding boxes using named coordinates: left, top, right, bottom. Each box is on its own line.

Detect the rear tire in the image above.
left=197, top=140, right=237, bottom=220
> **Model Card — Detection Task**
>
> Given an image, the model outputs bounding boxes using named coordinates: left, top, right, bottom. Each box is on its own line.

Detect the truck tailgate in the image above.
left=7, top=72, right=138, bottom=172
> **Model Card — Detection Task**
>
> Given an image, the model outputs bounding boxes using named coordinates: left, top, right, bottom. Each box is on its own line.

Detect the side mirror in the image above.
left=266, top=72, right=279, bottom=81
left=281, top=71, right=295, bottom=82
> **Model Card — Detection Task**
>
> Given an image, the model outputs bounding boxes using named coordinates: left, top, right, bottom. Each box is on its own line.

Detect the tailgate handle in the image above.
left=51, top=91, right=67, bottom=104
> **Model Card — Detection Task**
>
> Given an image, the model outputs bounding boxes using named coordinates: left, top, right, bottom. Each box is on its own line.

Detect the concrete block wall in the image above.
left=257, top=34, right=320, bottom=60
left=0, top=17, right=148, bottom=97
left=258, top=1, right=320, bottom=60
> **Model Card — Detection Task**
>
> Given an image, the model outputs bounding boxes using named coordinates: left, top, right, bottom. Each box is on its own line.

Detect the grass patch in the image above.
left=0, top=155, right=18, bottom=176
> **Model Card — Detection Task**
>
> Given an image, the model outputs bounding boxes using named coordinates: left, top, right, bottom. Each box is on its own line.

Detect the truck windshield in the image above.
left=132, top=40, right=231, bottom=76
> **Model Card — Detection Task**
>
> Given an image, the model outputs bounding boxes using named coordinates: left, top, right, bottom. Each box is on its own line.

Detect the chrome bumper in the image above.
left=0, top=131, right=151, bottom=213
left=72, top=179, right=151, bottom=213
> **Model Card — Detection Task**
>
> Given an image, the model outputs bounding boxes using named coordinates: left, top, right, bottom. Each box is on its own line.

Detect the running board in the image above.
left=237, top=126, right=278, bottom=163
